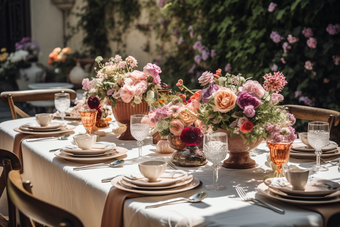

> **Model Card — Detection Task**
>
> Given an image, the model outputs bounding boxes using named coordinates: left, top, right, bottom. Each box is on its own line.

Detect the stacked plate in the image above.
left=257, top=177, right=340, bottom=204
left=111, top=171, right=201, bottom=195
left=14, top=122, right=76, bottom=135
left=290, top=141, right=340, bottom=159
left=55, top=142, right=128, bottom=163
left=54, top=108, right=81, bottom=121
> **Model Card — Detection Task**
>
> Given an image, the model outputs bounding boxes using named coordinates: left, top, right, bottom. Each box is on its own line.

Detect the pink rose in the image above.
left=126, top=56, right=138, bottom=68
left=270, top=93, right=284, bottom=105
left=143, top=63, right=162, bottom=78
left=237, top=117, right=248, bottom=128
left=186, top=99, right=200, bottom=113
left=243, top=105, right=255, bottom=118
left=105, top=65, right=116, bottom=74
left=118, top=61, right=127, bottom=68
left=120, top=85, right=135, bottom=103
left=124, top=78, right=134, bottom=86
left=134, top=80, right=148, bottom=97
left=241, top=80, right=265, bottom=99
left=170, top=120, right=184, bottom=136
left=152, top=75, right=161, bottom=86
left=149, top=111, right=157, bottom=128
left=307, top=37, right=317, bottom=49
left=130, top=70, right=147, bottom=81
left=82, top=78, right=94, bottom=90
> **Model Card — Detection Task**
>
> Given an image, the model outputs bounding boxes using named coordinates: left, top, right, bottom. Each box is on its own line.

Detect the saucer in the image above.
left=62, top=142, right=116, bottom=155
left=123, top=173, right=188, bottom=187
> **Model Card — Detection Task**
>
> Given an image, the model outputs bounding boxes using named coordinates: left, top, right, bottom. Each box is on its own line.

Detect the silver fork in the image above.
left=166, top=158, right=178, bottom=170
left=236, top=187, right=285, bottom=214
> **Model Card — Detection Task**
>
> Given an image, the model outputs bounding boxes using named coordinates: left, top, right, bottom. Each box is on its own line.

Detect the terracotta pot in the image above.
left=111, top=100, right=149, bottom=140
left=219, top=129, right=263, bottom=169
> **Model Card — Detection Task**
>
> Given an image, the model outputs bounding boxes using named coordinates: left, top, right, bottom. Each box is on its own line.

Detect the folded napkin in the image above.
left=101, top=189, right=144, bottom=227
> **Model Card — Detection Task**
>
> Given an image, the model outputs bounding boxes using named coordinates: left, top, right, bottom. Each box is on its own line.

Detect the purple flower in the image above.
left=190, top=31, right=194, bottom=38
left=326, top=24, right=340, bottom=35
left=294, top=91, right=302, bottom=98
left=268, top=2, right=277, bottom=12
left=282, top=42, right=291, bottom=53
left=177, top=37, right=183, bottom=45
left=270, top=31, right=281, bottom=43
left=210, top=49, right=216, bottom=58
left=173, top=28, right=180, bottom=36
left=198, top=71, right=214, bottom=86
left=197, top=35, right=202, bottom=40
left=236, top=91, right=261, bottom=110
left=107, top=88, right=115, bottom=96
left=200, top=84, right=219, bottom=103
left=193, top=41, right=202, bottom=50
left=201, top=49, right=209, bottom=61
left=302, top=28, right=313, bottom=38
left=307, top=37, right=317, bottom=49
left=271, top=64, right=278, bottom=72
left=194, top=55, right=201, bottom=64
left=188, top=64, right=196, bottom=74
left=287, top=113, right=296, bottom=126
left=287, top=34, right=299, bottom=43
left=225, top=63, right=232, bottom=72
left=158, top=0, right=167, bottom=7
left=299, top=96, right=313, bottom=106
left=243, top=105, right=256, bottom=117
left=188, top=25, right=193, bottom=31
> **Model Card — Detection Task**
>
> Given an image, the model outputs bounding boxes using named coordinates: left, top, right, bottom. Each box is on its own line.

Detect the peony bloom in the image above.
left=120, top=85, right=135, bottom=103
left=307, top=37, right=317, bottom=49
left=304, top=61, right=313, bottom=70
left=82, top=78, right=94, bottom=90
left=236, top=91, right=261, bottom=110
left=152, top=75, right=161, bottom=86
left=130, top=70, right=147, bottom=81
left=143, top=63, right=162, bottom=79
left=326, top=24, right=340, bottom=35
left=134, top=80, right=148, bottom=97
left=187, top=99, right=200, bottom=114
left=268, top=2, right=277, bottom=12
left=270, top=93, right=284, bottom=105
left=212, top=88, right=237, bottom=113
left=198, top=71, right=214, bottom=86
left=263, top=72, right=288, bottom=92
left=179, top=108, right=197, bottom=126
left=287, top=34, right=299, bottom=43
left=225, top=63, right=232, bottom=72
left=270, top=31, right=281, bottom=43
left=271, top=64, right=278, bottom=72
left=118, top=61, right=127, bottom=68
left=180, top=126, right=203, bottom=146
left=302, top=28, right=313, bottom=38
left=124, top=78, right=134, bottom=86
left=194, top=55, right=201, bottom=64
left=242, top=80, right=265, bottom=99
left=170, top=120, right=184, bottom=136
left=240, top=121, right=253, bottom=133
left=243, top=105, right=256, bottom=118
left=177, top=37, right=184, bottom=45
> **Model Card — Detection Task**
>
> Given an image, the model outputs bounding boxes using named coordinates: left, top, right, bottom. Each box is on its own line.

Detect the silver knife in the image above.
left=101, top=174, right=122, bottom=183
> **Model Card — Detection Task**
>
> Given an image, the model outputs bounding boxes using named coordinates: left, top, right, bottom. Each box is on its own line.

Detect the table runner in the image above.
left=101, top=189, right=144, bottom=227
left=300, top=203, right=340, bottom=227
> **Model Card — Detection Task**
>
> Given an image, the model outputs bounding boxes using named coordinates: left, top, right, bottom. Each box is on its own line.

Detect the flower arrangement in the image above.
left=82, top=55, right=162, bottom=107
left=71, top=96, right=111, bottom=121
left=176, top=70, right=297, bottom=145
left=48, top=47, right=72, bottom=65
left=15, top=37, right=40, bottom=61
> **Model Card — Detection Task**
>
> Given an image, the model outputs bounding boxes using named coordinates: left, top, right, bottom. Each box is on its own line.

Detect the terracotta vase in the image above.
left=111, top=100, right=149, bottom=140
left=219, top=129, right=263, bottom=169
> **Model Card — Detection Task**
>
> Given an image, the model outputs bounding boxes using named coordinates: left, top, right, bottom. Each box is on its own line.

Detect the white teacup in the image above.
left=298, top=132, right=313, bottom=149
left=73, top=134, right=97, bottom=150
left=35, top=113, right=54, bottom=126
left=138, top=161, right=167, bottom=182
left=284, top=166, right=310, bottom=190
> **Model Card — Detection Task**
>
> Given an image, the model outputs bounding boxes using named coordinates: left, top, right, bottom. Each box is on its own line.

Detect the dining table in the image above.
left=0, top=117, right=339, bottom=227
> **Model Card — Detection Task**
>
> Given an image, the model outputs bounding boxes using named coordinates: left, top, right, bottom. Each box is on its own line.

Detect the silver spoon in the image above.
left=73, top=159, right=125, bottom=171
left=145, top=191, right=208, bottom=208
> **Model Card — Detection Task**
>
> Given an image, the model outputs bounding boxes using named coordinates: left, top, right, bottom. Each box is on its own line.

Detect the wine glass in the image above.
left=130, top=114, right=150, bottom=161
left=79, top=109, right=98, bottom=134
left=54, top=92, right=70, bottom=122
left=203, top=132, right=228, bottom=191
left=308, top=122, right=330, bottom=172
left=267, top=139, right=292, bottom=177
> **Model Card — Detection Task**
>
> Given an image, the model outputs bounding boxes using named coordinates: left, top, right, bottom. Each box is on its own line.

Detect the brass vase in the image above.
left=111, top=100, right=149, bottom=140
left=168, top=135, right=207, bottom=167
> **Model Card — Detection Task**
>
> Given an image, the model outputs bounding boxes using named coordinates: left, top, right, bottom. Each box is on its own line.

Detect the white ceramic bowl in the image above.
left=35, top=113, right=54, bottom=126
left=299, top=132, right=312, bottom=149
left=73, top=134, right=97, bottom=150
left=138, top=161, right=167, bottom=182
left=284, top=167, right=310, bottom=190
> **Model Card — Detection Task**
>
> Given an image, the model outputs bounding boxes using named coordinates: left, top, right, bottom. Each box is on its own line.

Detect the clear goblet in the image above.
left=130, top=114, right=150, bottom=161
left=308, top=121, right=330, bottom=172
left=54, top=92, right=70, bottom=122
left=203, top=132, right=228, bottom=191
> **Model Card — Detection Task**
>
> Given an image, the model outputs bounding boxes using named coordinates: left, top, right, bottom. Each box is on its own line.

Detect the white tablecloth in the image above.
left=1, top=117, right=339, bottom=227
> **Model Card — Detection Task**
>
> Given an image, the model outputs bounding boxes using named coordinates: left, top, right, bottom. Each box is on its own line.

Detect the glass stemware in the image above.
left=267, top=139, right=292, bottom=177
left=79, top=109, right=98, bottom=134
left=54, top=92, right=70, bottom=122
left=203, top=132, right=228, bottom=191
left=308, top=121, right=330, bottom=172
left=130, top=114, right=150, bottom=161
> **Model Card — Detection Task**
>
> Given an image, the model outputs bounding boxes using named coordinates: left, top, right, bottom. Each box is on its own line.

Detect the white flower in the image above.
left=134, top=96, right=142, bottom=104
left=8, top=50, right=29, bottom=62
left=156, top=120, right=168, bottom=132
left=280, top=127, right=291, bottom=135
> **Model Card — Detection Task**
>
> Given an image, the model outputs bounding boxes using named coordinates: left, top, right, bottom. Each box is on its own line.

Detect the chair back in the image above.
left=0, top=89, right=77, bottom=119
left=0, top=149, right=21, bottom=227
left=7, top=170, right=83, bottom=227
left=283, top=105, right=340, bottom=131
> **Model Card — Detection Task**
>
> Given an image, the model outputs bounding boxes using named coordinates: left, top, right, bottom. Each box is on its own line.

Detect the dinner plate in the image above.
left=20, top=125, right=64, bottom=132
left=122, top=173, right=188, bottom=187
left=120, top=175, right=194, bottom=190
left=14, top=125, right=75, bottom=135
left=112, top=176, right=201, bottom=195
left=264, top=177, right=340, bottom=197
left=267, top=186, right=340, bottom=200
left=54, top=146, right=128, bottom=163
left=257, top=183, right=340, bottom=204
left=54, top=112, right=81, bottom=121
left=290, top=148, right=340, bottom=159
left=61, top=150, right=114, bottom=157
left=62, top=142, right=116, bottom=155
left=26, top=122, right=64, bottom=130
left=291, top=142, right=338, bottom=152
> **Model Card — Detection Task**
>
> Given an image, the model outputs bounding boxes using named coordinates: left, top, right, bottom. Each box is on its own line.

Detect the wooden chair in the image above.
left=0, top=149, right=22, bottom=227
left=0, top=89, right=77, bottom=120
left=7, top=170, right=84, bottom=227
left=283, top=105, right=340, bottom=131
